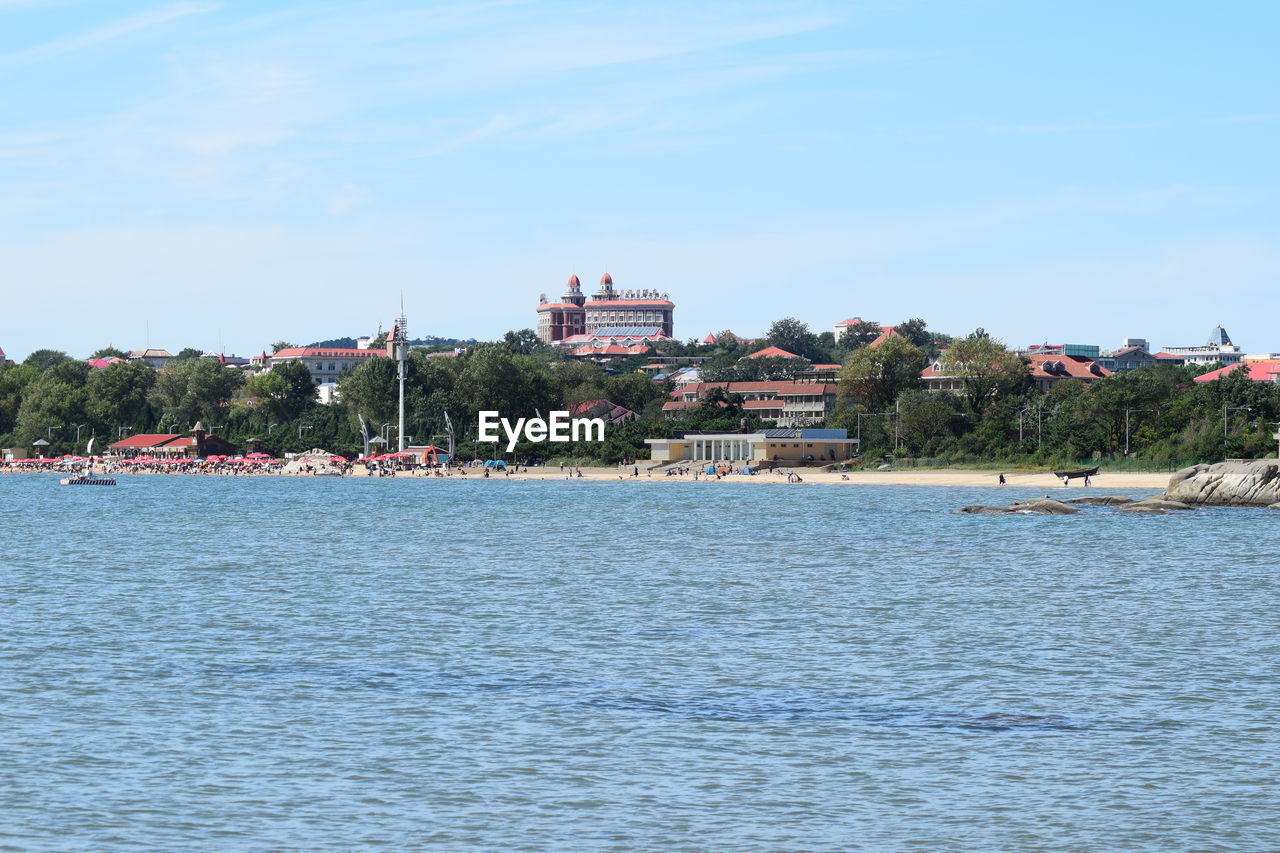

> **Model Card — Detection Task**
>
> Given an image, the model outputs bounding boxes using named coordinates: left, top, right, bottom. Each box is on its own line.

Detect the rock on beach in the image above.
left=1162, top=460, right=1280, bottom=507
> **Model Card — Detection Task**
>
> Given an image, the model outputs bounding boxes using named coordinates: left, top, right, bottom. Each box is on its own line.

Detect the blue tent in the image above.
left=484, top=459, right=507, bottom=468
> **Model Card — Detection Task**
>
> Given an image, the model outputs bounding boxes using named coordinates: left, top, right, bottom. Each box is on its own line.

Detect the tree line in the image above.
left=2, top=319, right=1274, bottom=466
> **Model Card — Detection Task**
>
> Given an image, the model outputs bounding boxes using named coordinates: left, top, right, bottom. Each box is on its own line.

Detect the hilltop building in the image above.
left=128, top=348, right=174, bottom=368
left=536, top=274, right=674, bottom=345
left=922, top=353, right=1111, bottom=394
left=1161, top=325, right=1244, bottom=366
left=260, top=345, right=387, bottom=385
left=663, top=381, right=839, bottom=427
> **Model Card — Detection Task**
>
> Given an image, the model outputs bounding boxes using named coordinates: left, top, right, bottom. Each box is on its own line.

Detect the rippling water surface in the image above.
left=3, top=475, right=1278, bottom=850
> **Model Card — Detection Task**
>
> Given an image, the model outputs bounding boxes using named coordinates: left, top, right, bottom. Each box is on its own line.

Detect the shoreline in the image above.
left=3, top=465, right=1174, bottom=489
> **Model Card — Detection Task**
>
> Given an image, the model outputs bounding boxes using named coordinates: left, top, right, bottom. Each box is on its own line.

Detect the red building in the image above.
left=537, top=273, right=674, bottom=344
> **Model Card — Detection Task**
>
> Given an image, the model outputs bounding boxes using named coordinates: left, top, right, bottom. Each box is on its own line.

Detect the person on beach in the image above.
left=998, top=473, right=1006, bottom=485
left=1062, top=475, right=1069, bottom=487
left=1084, top=474, right=1092, bottom=486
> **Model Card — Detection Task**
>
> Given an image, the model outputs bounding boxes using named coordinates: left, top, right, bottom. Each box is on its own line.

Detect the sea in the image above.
left=2, top=474, right=1277, bottom=851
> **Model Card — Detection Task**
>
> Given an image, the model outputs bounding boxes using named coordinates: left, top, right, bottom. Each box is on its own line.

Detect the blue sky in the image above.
left=1, top=0, right=1277, bottom=360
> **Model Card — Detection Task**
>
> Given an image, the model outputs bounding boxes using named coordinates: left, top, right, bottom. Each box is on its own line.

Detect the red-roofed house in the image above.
left=571, top=399, right=638, bottom=424
left=665, top=381, right=840, bottom=426
left=265, top=346, right=387, bottom=385
left=87, top=356, right=127, bottom=369
left=743, top=346, right=803, bottom=360
left=108, top=423, right=237, bottom=458
left=922, top=353, right=1110, bottom=394
left=1194, top=361, right=1280, bottom=384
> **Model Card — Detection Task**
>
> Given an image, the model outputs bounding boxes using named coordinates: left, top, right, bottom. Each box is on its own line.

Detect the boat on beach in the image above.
left=1052, top=465, right=1099, bottom=480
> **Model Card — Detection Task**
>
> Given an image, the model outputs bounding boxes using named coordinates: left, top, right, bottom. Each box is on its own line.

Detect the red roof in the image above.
left=110, top=434, right=182, bottom=448
left=271, top=347, right=386, bottom=359
left=677, top=381, right=839, bottom=397
left=1027, top=354, right=1111, bottom=380
left=583, top=299, right=674, bottom=307
left=744, top=346, right=802, bottom=359
left=867, top=328, right=901, bottom=347
left=1194, top=361, right=1280, bottom=383
left=571, top=344, right=652, bottom=356
left=537, top=302, right=582, bottom=310
left=923, top=354, right=1110, bottom=381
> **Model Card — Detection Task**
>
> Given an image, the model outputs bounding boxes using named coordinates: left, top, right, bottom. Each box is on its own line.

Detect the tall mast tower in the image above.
left=393, top=302, right=409, bottom=452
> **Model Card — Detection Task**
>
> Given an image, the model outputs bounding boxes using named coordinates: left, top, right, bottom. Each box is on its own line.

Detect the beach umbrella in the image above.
left=328, top=456, right=346, bottom=463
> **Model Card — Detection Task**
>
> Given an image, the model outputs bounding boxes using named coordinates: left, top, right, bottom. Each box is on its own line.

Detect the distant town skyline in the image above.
left=1, top=0, right=1277, bottom=361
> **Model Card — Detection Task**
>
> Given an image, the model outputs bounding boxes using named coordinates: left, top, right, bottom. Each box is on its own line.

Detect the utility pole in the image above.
left=393, top=302, right=410, bottom=452
left=1224, top=406, right=1252, bottom=440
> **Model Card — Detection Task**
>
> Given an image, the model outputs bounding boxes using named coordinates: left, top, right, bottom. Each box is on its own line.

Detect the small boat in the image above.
left=60, top=475, right=116, bottom=486
left=60, top=438, right=117, bottom=486
left=1053, top=465, right=1099, bottom=480
left=313, top=471, right=342, bottom=477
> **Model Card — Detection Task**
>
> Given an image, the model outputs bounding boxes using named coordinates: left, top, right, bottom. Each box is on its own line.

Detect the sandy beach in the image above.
left=393, top=465, right=1174, bottom=490
left=5, top=461, right=1175, bottom=490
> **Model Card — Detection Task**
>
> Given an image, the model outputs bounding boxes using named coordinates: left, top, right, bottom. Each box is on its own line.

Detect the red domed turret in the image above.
left=600, top=273, right=613, bottom=286
left=567, top=274, right=581, bottom=288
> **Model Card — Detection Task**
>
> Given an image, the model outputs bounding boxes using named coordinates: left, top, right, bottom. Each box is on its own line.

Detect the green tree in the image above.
left=338, top=357, right=399, bottom=425
left=150, top=359, right=245, bottom=426
left=0, top=363, right=40, bottom=436
left=765, top=317, right=821, bottom=361
left=837, top=320, right=883, bottom=350
left=501, top=329, right=550, bottom=356
left=16, top=373, right=88, bottom=451
left=892, top=318, right=932, bottom=350
left=171, top=348, right=204, bottom=362
left=271, top=341, right=296, bottom=353
left=23, top=349, right=72, bottom=372
left=86, top=360, right=156, bottom=432
left=242, top=360, right=317, bottom=423
left=838, top=336, right=927, bottom=411
left=940, top=333, right=1028, bottom=414
left=89, top=346, right=128, bottom=359
left=703, top=355, right=809, bottom=382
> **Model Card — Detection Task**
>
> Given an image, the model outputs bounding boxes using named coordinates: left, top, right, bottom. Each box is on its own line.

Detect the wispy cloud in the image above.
left=2, top=1, right=220, bottom=64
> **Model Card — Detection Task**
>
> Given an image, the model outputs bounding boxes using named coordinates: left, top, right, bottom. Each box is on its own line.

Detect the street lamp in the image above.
left=74, top=423, right=86, bottom=451
left=268, top=423, right=278, bottom=435
left=1224, top=406, right=1253, bottom=440
left=1124, top=408, right=1156, bottom=456
left=299, top=424, right=314, bottom=439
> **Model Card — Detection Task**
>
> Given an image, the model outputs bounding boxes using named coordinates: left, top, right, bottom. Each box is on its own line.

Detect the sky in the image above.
left=1, top=0, right=1277, bottom=360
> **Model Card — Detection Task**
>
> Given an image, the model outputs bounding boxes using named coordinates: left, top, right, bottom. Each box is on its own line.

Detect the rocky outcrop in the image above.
left=1115, top=497, right=1194, bottom=514
left=957, top=498, right=1080, bottom=515
left=1162, top=460, right=1280, bottom=506
left=1064, top=496, right=1135, bottom=506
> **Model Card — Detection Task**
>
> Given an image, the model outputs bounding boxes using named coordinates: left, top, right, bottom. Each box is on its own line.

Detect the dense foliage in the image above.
left=1, top=318, right=1272, bottom=467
